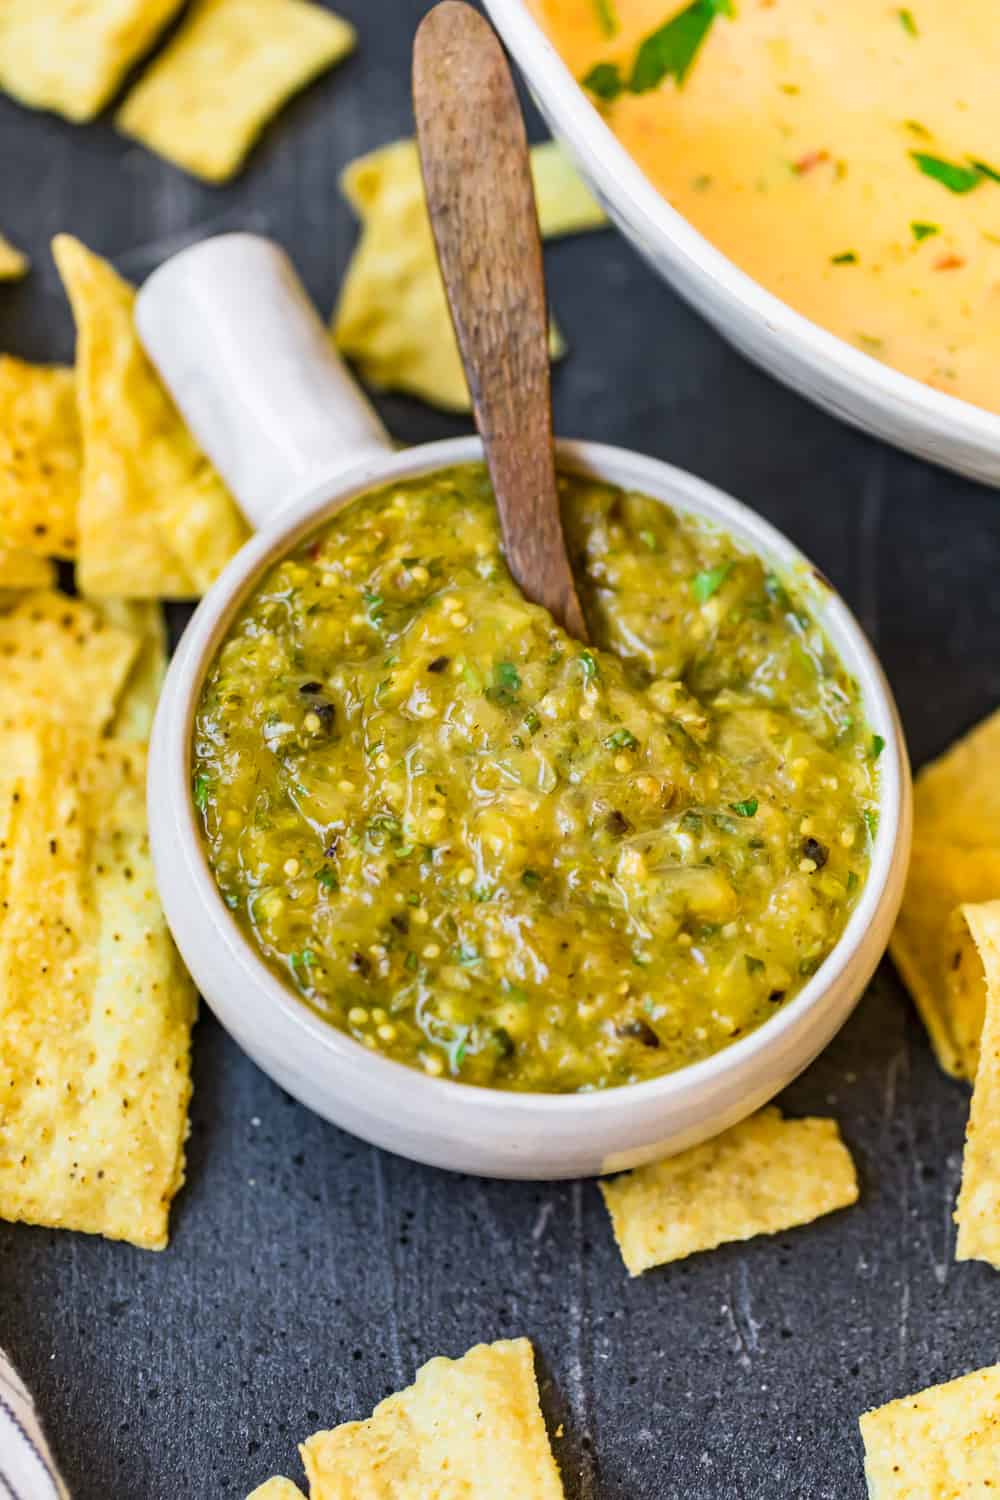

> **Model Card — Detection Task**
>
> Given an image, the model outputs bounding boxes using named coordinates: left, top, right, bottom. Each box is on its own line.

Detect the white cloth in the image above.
left=0, top=1350, right=68, bottom=1500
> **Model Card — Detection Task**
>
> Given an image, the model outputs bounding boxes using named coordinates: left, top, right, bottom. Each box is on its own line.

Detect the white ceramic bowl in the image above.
left=484, top=0, right=1000, bottom=488
left=140, top=236, right=911, bottom=1180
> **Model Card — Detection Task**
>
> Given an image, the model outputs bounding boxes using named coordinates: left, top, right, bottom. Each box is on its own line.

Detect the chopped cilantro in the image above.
left=605, top=727, right=639, bottom=750
left=363, top=589, right=385, bottom=626
left=846, top=870, right=859, bottom=895
left=745, top=955, right=765, bottom=975
left=523, top=709, right=541, bottom=735
left=592, top=0, right=619, bottom=36
left=870, top=733, right=885, bottom=760
left=494, top=660, right=521, bottom=693
left=864, top=808, right=879, bottom=841
left=799, top=956, right=820, bottom=977
left=897, top=8, right=917, bottom=36
left=630, top=0, right=733, bottom=93
left=911, top=153, right=983, bottom=194
left=691, top=561, right=733, bottom=602
left=521, top=868, right=542, bottom=889
left=582, top=61, right=624, bottom=100
left=910, top=220, right=939, bottom=241
left=452, top=1031, right=470, bottom=1068
left=192, top=772, right=211, bottom=811
left=638, top=529, right=658, bottom=550
left=831, top=251, right=858, bottom=264
left=316, top=866, right=338, bottom=890
left=970, top=159, right=1000, bottom=184
left=579, top=649, right=600, bottom=685
left=404, top=950, right=419, bottom=972
left=729, top=797, right=758, bottom=818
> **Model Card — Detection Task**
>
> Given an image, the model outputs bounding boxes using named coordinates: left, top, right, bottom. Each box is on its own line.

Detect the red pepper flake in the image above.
left=793, top=149, right=830, bottom=175
left=933, top=253, right=966, bottom=271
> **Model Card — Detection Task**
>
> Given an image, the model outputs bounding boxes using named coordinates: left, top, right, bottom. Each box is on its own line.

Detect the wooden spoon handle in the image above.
left=412, top=1, right=588, bottom=640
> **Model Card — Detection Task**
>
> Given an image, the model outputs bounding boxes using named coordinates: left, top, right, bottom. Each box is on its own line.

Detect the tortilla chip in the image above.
left=889, top=842, right=1000, bottom=1080
left=599, top=1107, right=858, bottom=1275
left=0, top=235, right=28, bottom=280
left=90, top=598, right=167, bottom=740
left=246, top=1482, right=306, bottom=1500
left=300, top=1338, right=564, bottom=1499
left=0, top=356, right=80, bottom=557
left=0, top=590, right=139, bottom=734
left=913, top=707, right=1000, bottom=847
left=0, top=546, right=55, bottom=590
left=116, top=0, right=356, bottom=183
left=860, top=1363, right=1000, bottom=1497
left=53, top=235, right=248, bottom=598
left=954, top=900, right=1000, bottom=1266
left=0, top=0, right=184, bottom=122
left=0, top=724, right=196, bottom=1248
left=530, top=141, right=607, bottom=238
left=332, top=140, right=601, bottom=411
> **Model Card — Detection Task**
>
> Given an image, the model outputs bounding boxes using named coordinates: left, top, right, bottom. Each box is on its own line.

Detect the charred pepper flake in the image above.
left=605, top=809, right=632, bottom=836
left=427, top=655, right=450, bottom=673
left=299, top=680, right=324, bottom=694
left=617, top=1018, right=661, bottom=1047
left=800, top=836, right=828, bottom=868
left=351, top=951, right=372, bottom=978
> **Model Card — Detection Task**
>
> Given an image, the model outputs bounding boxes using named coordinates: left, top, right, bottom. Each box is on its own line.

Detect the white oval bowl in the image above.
left=149, top=435, right=911, bottom=1180
left=483, top=0, right=1000, bottom=488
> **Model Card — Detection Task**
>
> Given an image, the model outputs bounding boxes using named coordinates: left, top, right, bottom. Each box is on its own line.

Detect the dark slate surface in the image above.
left=1, top=4, right=998, bottom=1497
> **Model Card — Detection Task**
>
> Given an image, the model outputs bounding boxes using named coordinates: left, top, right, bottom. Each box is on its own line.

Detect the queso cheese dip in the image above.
left=194, top=466, right=876, bottom=1093
left=532, top=0, right=1000, bottom=416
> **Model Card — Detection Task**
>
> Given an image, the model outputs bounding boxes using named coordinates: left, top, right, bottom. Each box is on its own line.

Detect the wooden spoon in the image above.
left=412, top=1, right=589, bottom=641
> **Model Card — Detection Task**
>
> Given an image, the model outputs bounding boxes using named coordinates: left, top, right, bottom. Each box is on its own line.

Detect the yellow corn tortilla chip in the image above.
left=913, top=707, right=1000, bottom=847
left=0, top=545, right=55, bottom=590
left=53, top=235, right=248, bottom=598
left=90, top=598, right=167, bottom=740
left=300, top=1338, right=564, bottom=1499
left=530, top=141, right=607, bottom=238
left=332, top=140, right=601, bottom=411
left=599, top=1107, right=858, bottom=1275
left=954, top=900, right=1000, bottom=1267
left=0, top=235, right=28, bottom=280
left=0, top=356, right=80, bottom=557
left=860, top=1363, right=1000, bottom=1498
left=0, top=0, right=184, bottom=122
left=0, top=590, right=139, bottom=734
left=116, top=0, right=356, bottom=183
left=0, top=724, right=196, bottom=1248
left=889, top=842, right=1000, bottom=1080
left=246, top=1482, right=306, bottom=1500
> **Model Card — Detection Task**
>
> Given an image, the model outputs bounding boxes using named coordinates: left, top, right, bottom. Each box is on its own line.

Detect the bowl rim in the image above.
left=152, top=434, right=909, bottom=1118
left=482, top=0, right=1000, bottom=455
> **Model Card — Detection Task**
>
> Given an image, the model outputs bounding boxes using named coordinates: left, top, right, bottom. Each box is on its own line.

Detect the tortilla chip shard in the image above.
left=889, top=841, right=1000, bottom=1080
left=0, top=547, right=55, bottom=591
left=600, top=1106, right=858, bottom=1275
left=300, top=1337, right=565, bottom=1499
left=0, top=725, right=196, bottom=1249
left=913, top=706, right=1000, bottom=847
left=0, top=590, right=139, bottom=735
left=116, top=0, right=356, bottom=183
left=246, top=1482, right=306, bottom=1500
left=860, top=1363, right=1000, bottom=1498
left=0, top=0, right=184, bottom=122
left=52, top=234, right=248, bottom=598
left=0, top=356, right=81, bottom=558
left=332, top=139, right=602, bottom=411
left=953, top=899, right=1000, bottom=1267
left=88, top=597, right=168, bottom=741
left=0, top=235, right=28, bottom=280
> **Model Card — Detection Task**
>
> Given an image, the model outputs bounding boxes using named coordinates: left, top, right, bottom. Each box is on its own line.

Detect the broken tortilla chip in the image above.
left=0, top=724, right=196, bottom=1248
left=954, top=900, right=1000, bottom=1267
left=300, top=1338, right=564, bottom=1499
left=0, top=0, right=184, bottom=123
left=860, top=1363, right=1000, bottom=1498
left=0, top=590, right=139, bottom=734
left=0, top=546, right=55, bottom=590
left=246, top=1482, right=306, bottom=1500
left=53, top=235, right=248, bottom=598
left=913, top=707, right=1000, bottom=847
left=599, top=1107, right=858, bottom=1275
left=0, top=356, right=80, bottom=557
left=89, top=598, right=167, bottom=740
left=889, top=842, right=1000, bottom=1080
left=0, top=235, right=28, bottom=280
left=333, top=139, right=603, bottom=411
left=116, top=0, right=356, bottom=183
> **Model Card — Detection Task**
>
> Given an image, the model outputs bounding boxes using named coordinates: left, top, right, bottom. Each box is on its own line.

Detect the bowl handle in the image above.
left=135, top=233, right=392, bottom=530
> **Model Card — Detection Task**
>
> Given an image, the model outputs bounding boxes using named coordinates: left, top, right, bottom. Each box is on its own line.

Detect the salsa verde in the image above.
left=193, top=466, right=877, bottom=1093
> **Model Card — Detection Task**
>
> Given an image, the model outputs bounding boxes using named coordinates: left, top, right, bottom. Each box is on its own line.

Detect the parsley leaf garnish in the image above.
left=910, top=220, right=939, bottom=241
left=870, top=733, right=886, bottom=760
left=592, top=0, right=619, bottom=37
left=582, top=62, right=624, bottom=100
left=605, top=727, right=639, bottom=750
left=691, top=561, right=733, bottom=602
left=831, top=251, right=858, bottom=264
left=898, top=8, right=918, bottom=36
left=630, top=0, right=733, bottom=92
left=579, top=649, right=600, bottom=685
left=911, top=153, right=983, bottom=194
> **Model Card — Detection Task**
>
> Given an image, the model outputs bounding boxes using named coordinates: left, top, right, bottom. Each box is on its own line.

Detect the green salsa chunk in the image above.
left=194, top=466, right=876, bottom=1093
